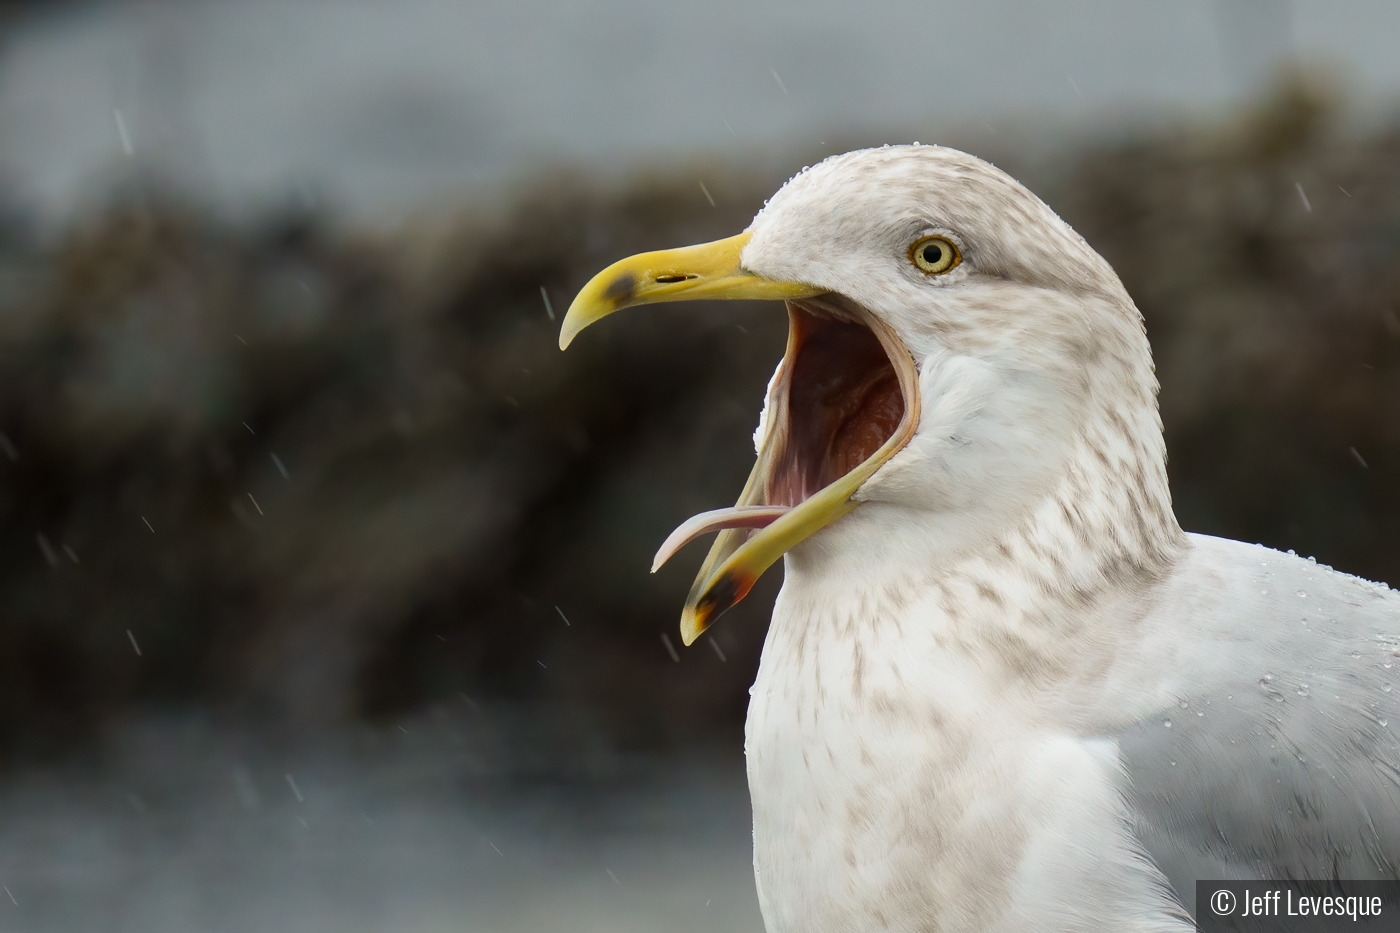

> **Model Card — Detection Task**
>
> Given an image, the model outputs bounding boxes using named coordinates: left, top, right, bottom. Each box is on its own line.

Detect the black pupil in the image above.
left=922, top=243, right=943, bottom=265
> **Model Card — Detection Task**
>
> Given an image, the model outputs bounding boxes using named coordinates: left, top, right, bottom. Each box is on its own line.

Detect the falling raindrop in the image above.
left=285, top=773, right=304, bottom=802
left=36, top=534, right=57, bottom=568
left=113, top=108, right=133, bottom=155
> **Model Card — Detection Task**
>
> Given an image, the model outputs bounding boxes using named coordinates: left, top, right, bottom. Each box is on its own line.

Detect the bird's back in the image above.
left=1111, top=534, right=1400, bottom=909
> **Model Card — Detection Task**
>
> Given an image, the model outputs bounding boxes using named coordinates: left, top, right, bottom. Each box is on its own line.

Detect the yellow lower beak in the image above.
left=561, top=232, right=919, bottom=646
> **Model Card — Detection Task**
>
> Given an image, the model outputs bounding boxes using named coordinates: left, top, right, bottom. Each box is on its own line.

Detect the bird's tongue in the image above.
left=652, top=505, right=790, bottom=573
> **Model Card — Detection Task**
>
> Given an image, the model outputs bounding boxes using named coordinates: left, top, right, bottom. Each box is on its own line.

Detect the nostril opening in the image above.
left=654, top=273, right=694, bottom=284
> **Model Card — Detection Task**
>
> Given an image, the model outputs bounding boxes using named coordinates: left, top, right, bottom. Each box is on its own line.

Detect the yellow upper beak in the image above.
left=560, top=231, right=919, bottom=645
left=558, top=232, right=821, bottom=350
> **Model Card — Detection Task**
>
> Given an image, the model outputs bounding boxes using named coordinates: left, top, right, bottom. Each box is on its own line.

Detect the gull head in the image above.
left=561, top=145, right=1171, bottom=643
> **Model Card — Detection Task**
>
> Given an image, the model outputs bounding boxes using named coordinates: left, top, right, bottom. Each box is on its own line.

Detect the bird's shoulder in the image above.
left=1100, top=533, right=1400, bottom=891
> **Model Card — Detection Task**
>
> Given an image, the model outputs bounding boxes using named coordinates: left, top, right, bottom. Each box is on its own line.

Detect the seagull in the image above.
left=558, top=145, right=1400, bottom=931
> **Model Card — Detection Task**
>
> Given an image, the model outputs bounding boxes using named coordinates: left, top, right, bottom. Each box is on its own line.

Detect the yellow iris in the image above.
left=910, top=235, right=960, bottom=275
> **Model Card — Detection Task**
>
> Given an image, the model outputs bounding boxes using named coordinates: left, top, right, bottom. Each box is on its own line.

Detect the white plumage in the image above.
left=728, top=146, right=1400, bottom=931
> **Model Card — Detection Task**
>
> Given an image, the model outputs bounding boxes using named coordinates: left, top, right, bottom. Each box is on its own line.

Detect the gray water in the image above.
left=0, top=710, right=762, bottom=932
left=5, top=0, right=1400, bottom=224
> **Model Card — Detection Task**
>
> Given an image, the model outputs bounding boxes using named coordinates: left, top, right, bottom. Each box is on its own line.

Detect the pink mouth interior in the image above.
left=764, top=307, right=905, bottom=507
left=651, top=302, right=904, bottom=573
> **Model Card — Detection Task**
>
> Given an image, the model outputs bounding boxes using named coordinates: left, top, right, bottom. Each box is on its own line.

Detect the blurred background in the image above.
left=0, top=0, right=1398, bottom=930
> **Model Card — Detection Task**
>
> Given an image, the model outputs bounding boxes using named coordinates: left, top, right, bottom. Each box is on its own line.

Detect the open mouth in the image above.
left=767, top=302, right=909, bottom=507
left=558, top=231, right=921, bottom=642
left=652, top=298, right=915, bottom=570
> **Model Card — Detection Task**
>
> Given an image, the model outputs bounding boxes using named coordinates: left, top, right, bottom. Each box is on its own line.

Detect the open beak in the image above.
left=561, top=232, right=921, bottom=645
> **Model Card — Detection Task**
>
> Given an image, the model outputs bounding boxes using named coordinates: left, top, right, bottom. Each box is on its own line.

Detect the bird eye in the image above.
left=909, top=235, right=960, bottom=275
